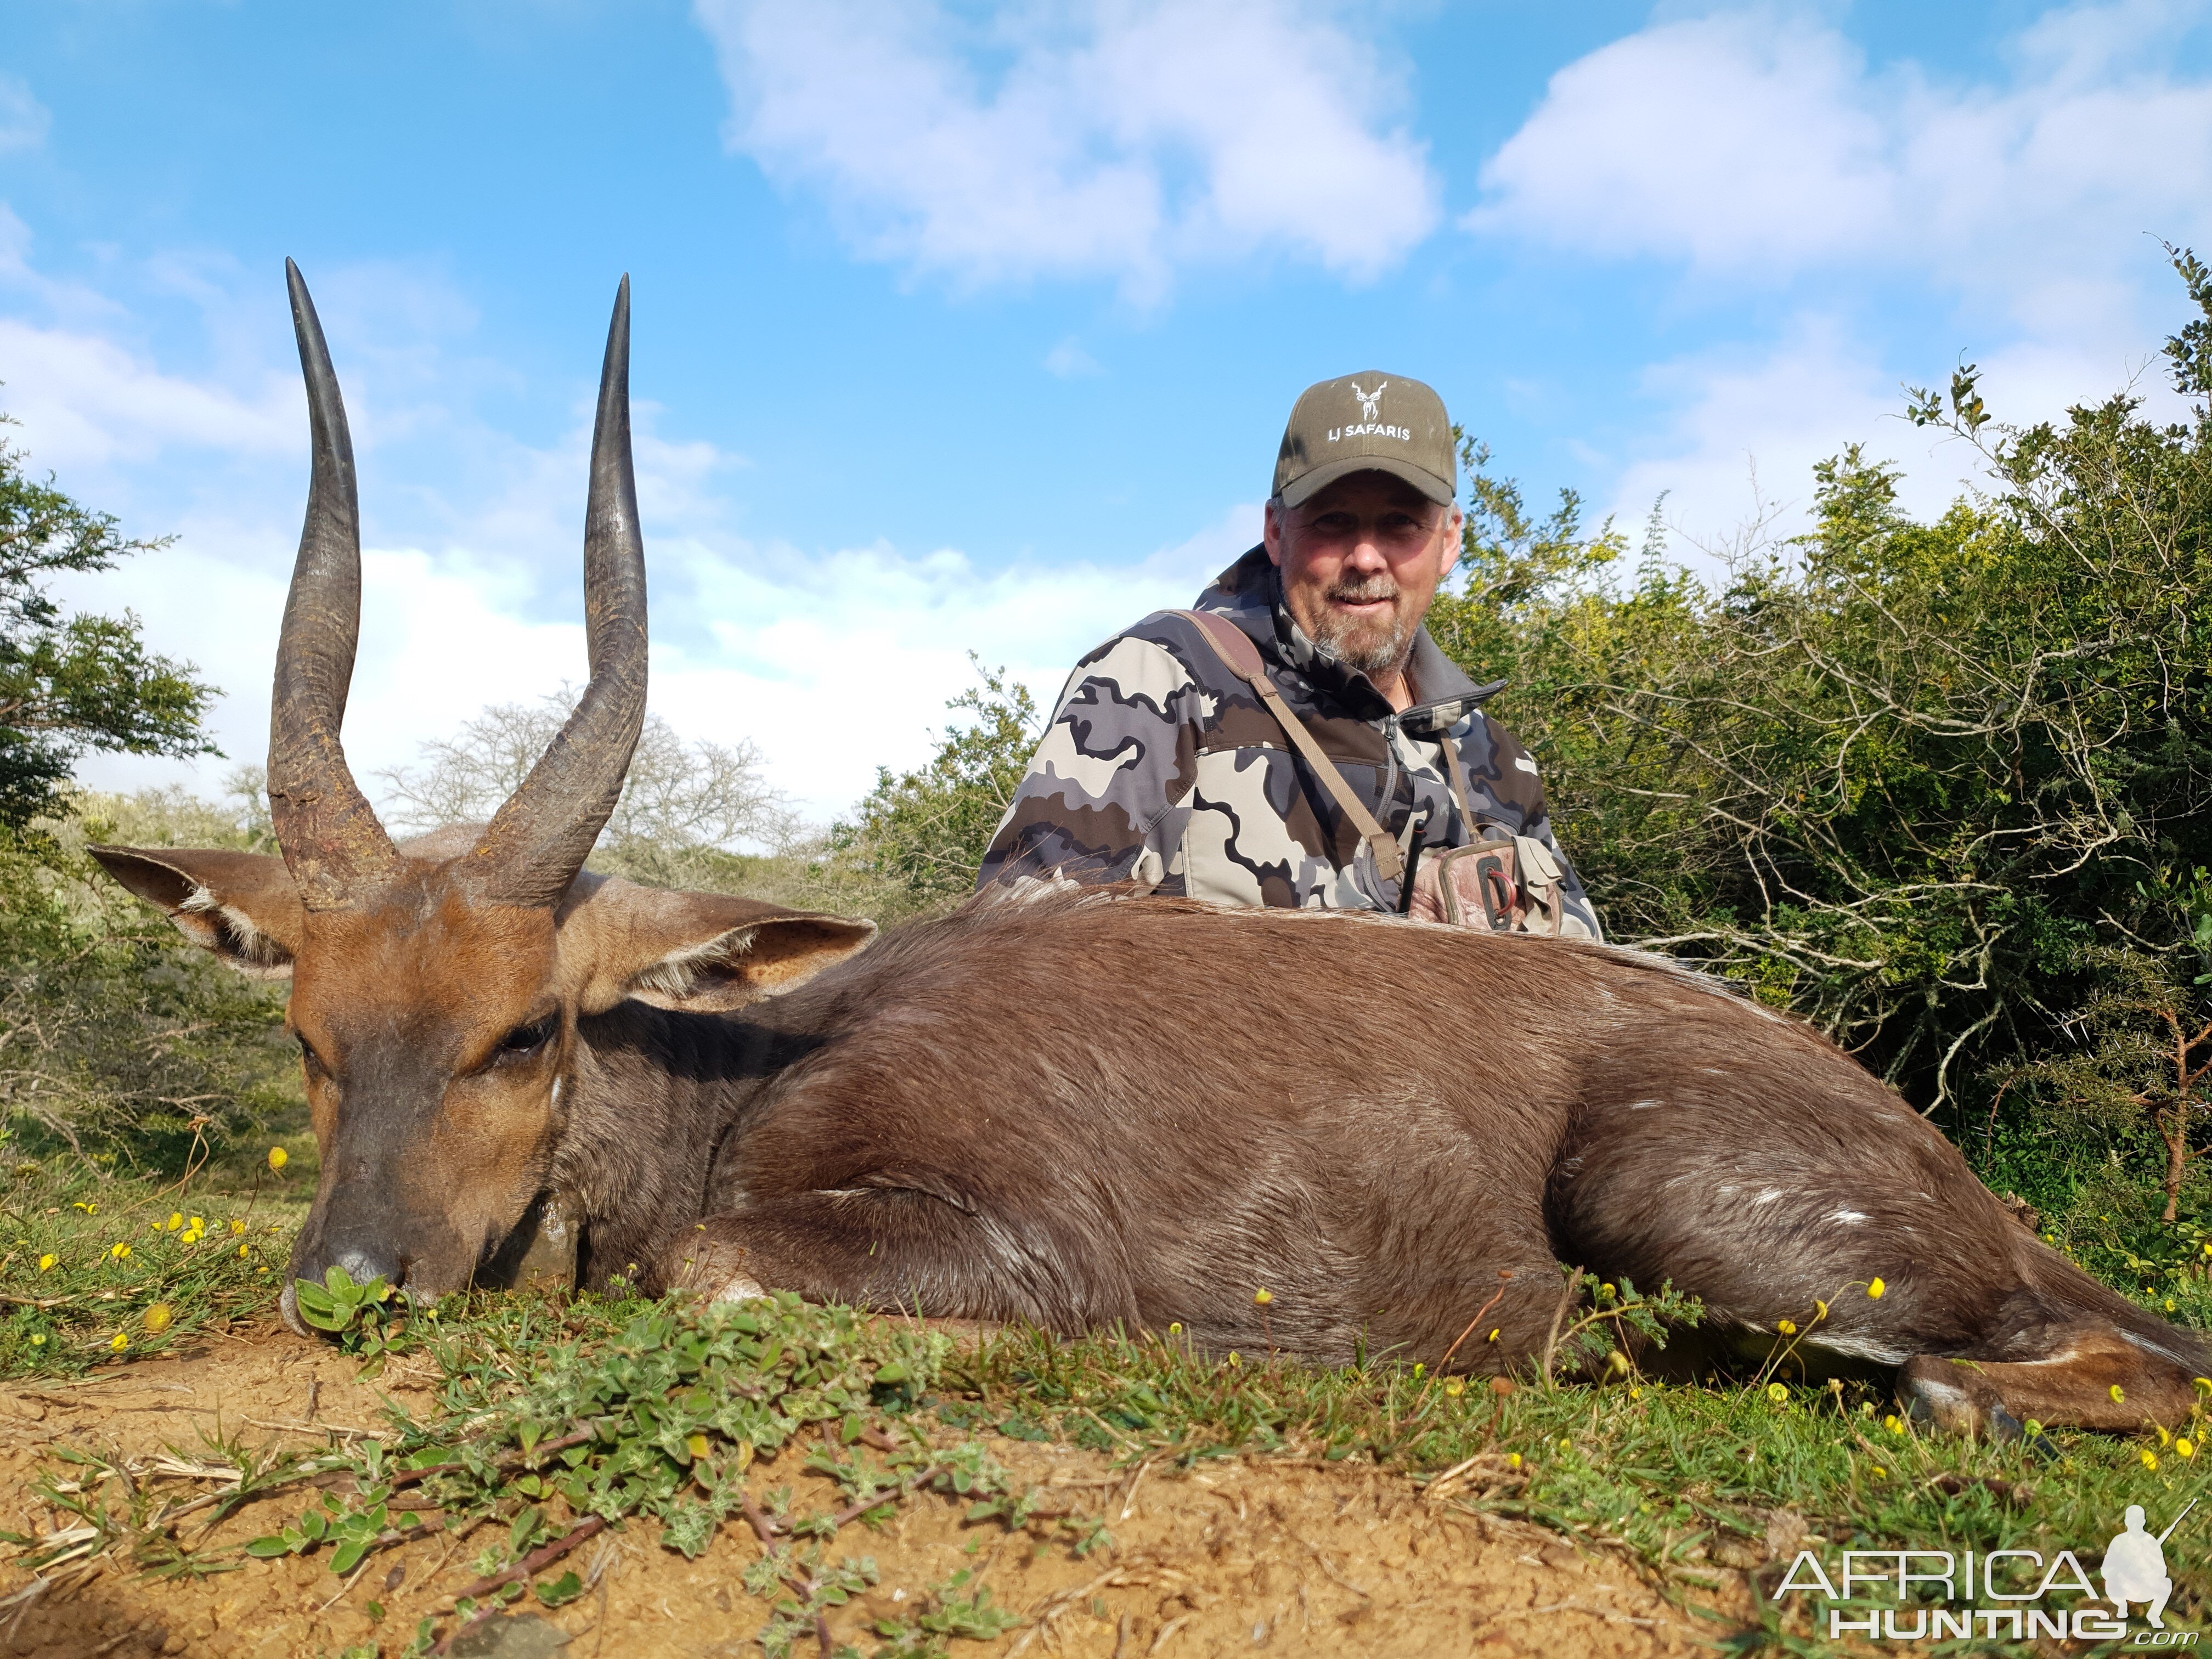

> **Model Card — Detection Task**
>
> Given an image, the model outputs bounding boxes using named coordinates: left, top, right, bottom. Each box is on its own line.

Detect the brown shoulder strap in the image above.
left=1172, top=611, right=1403, bottom=883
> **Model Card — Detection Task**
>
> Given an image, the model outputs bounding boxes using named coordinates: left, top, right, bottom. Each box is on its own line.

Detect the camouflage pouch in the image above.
left=1407, top=834, right=1565, bottom=935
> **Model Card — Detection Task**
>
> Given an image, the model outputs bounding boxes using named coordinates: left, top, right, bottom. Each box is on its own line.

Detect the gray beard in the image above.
left=1310, top=599, right=1414, bottom=681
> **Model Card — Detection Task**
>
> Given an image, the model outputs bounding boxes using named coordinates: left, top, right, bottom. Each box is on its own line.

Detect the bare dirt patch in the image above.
left=0, top=1326, right=1753, bottom=1658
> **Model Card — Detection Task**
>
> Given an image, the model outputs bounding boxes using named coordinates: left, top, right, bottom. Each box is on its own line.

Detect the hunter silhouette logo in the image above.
left=1350, top=381, right=1386, bottom=421
left=2106, top=1498, right=2193, bottom=1629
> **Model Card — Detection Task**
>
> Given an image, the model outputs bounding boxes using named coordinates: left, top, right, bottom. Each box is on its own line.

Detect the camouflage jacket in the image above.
left=976, top=546, right=1602, bottom=938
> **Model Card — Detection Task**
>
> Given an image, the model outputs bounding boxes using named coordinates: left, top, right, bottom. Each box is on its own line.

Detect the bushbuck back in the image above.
left=94, top=267, right=2209, bottom=1436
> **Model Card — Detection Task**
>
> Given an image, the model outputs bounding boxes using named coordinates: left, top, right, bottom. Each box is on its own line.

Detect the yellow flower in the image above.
left=1883, top=1414, right=1903, bottom=1434
left=236, top=1244, right=250, bottom=1259
left=267, top=1147, right=287, bottom=1171
left=1870, top=1465, right=1887, bottom=1479
left=230, top=1220, right=246, bottom=1235
left=2111, top=1384, right=2128, bottom=1405
left=1486, top=1328, right=1500, bottom=1343
left=109, top=1242, right=130, bottom=1261
left=1167, top=1322, right=1182, bottom=1335
left=2180, top=1437, right=2198, bottom=1459
left=2157, top=1425, right=2172, bottom=1447
left=685, top=1432, right=710, bottom=1461
left=188, top=1216, right=202, bottom=1232
left=36, top=1254, right=55, bottom=1272
left=1558, top=1436, right=1572, bottom=1452
left=257, top=1265, right=269, bottom=1274
left=1813, top=1299, right=1829, bottom=1321
left=2143, top=1448, right=2160, bottom=1471
left=1776, top=1318, right=1797, bottom=1335
left=1443, top=1379, right=1465, bottom=1398
left=165, top=1212, right=183, bottom=1232
left=1766, top=1383, right=1789, bottom=1404
left=1412, top=1363, right=1425, bottom=1379
left=1226, top=1351, right=1242, bottom=1368
left=1253, top=1288, right=1272, bottom=1305
left=142, top=1303, right=173, bottom=1334
left=1606, top=1351, right=1631, bottom=1378
left=109, top=1331, right=127, bottom=1351
left=1505, top=1452, right=1522, bottom=1470
left=28, top=1334, right=44, bottom=1347
left=1866, top=1277, right=1886, bottom=1300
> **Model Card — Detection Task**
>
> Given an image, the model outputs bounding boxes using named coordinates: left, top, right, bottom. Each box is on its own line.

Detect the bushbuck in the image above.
left=93, top=264, right=2208, bottom=1436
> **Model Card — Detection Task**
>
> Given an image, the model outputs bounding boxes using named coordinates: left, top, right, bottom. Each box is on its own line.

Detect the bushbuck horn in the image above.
left=267, top=259, right=404, bottom=910
left=461, top=275, right=648, bottom=908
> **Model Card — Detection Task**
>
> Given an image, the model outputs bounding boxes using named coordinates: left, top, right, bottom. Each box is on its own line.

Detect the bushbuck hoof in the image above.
left=1897, top=1357, right=2023, bottom=1438
left=279, top=1278, right=308, bottom=1338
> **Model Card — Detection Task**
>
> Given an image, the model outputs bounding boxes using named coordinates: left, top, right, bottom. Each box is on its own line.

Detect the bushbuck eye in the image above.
left=495, top=1018, right=555, bottom=1063
left=295, top=1034, right=326, bottom=1075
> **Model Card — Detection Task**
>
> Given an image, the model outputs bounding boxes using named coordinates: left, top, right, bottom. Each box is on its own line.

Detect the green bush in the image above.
left=1428, top=249, right=2212, bottom=1220
left=0, top=825, right=296, bottom=1170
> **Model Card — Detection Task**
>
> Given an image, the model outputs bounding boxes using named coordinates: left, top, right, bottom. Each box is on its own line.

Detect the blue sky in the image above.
left=5, top=0, right=2211, bottom=823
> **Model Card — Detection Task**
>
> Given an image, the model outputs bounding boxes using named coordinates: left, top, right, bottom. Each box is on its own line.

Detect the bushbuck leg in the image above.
left=664, top=1190, right=1577, bottom=1368
left=1898, top=1331, right=2199, bottom=1435
left=1550, top=1014, right=2208, bottom=1433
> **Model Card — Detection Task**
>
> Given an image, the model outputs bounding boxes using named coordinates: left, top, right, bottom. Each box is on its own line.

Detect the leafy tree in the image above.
left=0, top=416, right=216, bottom=826
left=829, top=657, right=1040, bottom=910
left=376, top=689, right=795, bottom=889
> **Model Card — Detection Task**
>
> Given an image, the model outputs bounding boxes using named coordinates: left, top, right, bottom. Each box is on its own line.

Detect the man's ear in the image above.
left=558, top=876, right=877, bottom=1015
left=87, top=847, right=302, bottom=978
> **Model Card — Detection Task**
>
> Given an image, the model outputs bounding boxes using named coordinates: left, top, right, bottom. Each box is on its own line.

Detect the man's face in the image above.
left=1263, top=472, right=1461, bottom=683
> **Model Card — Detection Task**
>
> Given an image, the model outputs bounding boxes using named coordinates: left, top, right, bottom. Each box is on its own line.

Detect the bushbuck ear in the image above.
left=87, top=847, right=302, bottom=978
left=558, top=876, right=877, bottom=1015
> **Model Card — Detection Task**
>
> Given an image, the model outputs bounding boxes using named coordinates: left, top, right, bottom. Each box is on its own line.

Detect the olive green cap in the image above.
left=1272, top=371, right=1457, bottom=509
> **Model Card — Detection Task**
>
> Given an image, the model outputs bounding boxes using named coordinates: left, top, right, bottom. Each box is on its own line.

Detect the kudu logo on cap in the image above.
left=1273, top=370, right=1457, bottom=509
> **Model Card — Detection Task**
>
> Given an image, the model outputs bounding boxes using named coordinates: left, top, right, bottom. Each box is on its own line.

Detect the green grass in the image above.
left=0, top=1138, right=315, bottom=1376
left=10, top=1159, right=2212, bottom=1654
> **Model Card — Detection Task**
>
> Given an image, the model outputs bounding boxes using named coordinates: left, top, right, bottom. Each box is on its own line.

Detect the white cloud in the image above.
left=0, top=76, right=49, bottom=155
left=0, top=317, right=297, bottom=471
left=1043, top=335, right=1103, bottom=377
left=1471, top=2, right=2212, bottom=331
left=1599, top=318, right=1914, bottom=560
left=76, top=510, right=1253, bottom=829
left=12, top=214, right=1256, bottom=829
left=694, top=0, right=1439, bottom=301
left=1472, top=2, right=2212, bottom=549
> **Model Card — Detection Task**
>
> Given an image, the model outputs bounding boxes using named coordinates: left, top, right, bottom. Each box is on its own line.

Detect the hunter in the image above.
left=978, top=371, right=1600, bottom=938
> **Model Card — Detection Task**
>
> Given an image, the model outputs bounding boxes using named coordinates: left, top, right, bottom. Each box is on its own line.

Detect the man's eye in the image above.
left=496, top=1019, right=555, bottom=1061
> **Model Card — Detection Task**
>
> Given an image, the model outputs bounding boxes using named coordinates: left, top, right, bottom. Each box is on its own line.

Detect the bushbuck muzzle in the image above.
left=89, top=264, right=2212, bottom=1438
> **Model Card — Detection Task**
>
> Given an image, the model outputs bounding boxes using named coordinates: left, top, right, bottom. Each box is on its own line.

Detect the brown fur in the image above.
left=91, top=843, right=2212, bottom=1443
